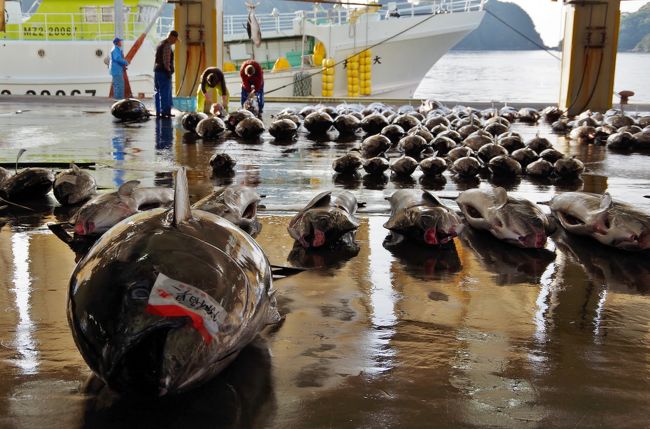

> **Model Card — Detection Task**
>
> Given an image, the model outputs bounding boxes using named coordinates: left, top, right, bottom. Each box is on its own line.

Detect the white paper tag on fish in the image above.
left=146, top=273, right=226, bottom=343
left=56, top=175, right=78, bottom=185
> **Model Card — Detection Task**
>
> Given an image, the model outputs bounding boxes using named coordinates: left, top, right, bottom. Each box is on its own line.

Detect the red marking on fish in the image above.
left=424, top=227, right=438, bottom=245
left=312, top=229, right=326, bottom=247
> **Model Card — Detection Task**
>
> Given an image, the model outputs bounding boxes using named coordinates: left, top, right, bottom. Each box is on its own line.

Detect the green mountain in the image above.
left=452, top=0, right=546, bottom=50
left=618, top=2, right=650, bottom=52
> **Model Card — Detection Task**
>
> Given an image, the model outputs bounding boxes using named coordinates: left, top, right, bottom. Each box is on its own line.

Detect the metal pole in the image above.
left=216, top=0, right=223, bottom=68
left=300, top=15, right=305, bottom=70
left=114, top=0, right=124, bottom=38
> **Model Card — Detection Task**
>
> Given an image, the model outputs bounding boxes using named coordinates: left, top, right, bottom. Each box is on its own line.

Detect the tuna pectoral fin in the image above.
left=173, top=168, right=192, bottom=226
left=493, top=187, right=508, bottom=209
left=271, top=264, right=305, bottom=279
left=47, top=223, right=73, bottom=244
left=265, top=290, right=283, bottom=325
left=599, top=192, right=613, bottom=210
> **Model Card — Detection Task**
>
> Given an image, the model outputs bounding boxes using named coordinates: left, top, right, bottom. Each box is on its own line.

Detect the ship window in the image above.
left=101, top=7, right=114, bottom=23
left=83, top=7, right=98, bottom=23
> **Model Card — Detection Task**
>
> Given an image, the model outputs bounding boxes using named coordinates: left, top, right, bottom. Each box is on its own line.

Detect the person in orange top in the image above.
left=239, top=60, right=264, bottom=114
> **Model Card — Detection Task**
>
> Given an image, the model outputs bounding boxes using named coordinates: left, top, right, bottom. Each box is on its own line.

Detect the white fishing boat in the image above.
left=0, top=0, right=485, bottom=99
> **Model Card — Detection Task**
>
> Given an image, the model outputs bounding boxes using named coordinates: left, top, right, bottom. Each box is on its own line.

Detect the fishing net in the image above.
left=293, top=72, right=312, bottom=96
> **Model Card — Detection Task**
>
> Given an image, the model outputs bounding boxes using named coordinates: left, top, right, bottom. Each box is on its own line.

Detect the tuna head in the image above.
left=459, top=188, right=549, bottom=248
left=53, top=164, right=97, bottom=206
left=191, top=186, right=262, bottom=236
left=73, top=181, right=141, bottom=235
left=384, top=190, right=463, bottom=246
left=288, top=191, right=360, bottom=248
left=589, top=195, right=650, bottom=251
left=68, top=168, right=278, bottom=396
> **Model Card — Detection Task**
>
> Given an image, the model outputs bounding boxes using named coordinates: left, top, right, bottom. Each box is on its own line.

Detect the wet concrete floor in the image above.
left=0, top=98, right=649, bottom=428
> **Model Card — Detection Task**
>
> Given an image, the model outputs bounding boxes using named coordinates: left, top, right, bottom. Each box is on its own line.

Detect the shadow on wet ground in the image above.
left=1, top=99, right=650, bottom=428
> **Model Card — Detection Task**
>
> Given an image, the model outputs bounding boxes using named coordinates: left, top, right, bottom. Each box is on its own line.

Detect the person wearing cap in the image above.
left=239, top=59, right=264, bottom=115
left=197, top=67, right=230, bottom=116
left=109, top=37, right=129, bottom=100
left=153, top=30, right=179, bottom=118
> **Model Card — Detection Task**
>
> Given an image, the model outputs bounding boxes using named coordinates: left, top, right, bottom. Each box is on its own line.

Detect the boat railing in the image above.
left=1, top=11, right=151, bottom=41
left=217, top=0, right=484, bottom=37
left=1, top=0, right=484, bottom=41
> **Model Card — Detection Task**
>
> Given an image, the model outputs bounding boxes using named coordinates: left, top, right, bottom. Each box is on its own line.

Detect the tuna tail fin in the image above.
left=174, top=167, right=192, bottom=226
left=15, top=149, right=26, bottom=173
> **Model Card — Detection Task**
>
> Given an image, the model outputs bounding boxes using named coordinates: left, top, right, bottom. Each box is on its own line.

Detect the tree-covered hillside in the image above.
left=618, top=2, right=650, bottom=52
left=452, top=0, right=546, bottom=50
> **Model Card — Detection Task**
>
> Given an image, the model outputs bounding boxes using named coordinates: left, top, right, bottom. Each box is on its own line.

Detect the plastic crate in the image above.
left=286, top=51, right=303, bottom=67
left=172, top=96, right=197, bottom=112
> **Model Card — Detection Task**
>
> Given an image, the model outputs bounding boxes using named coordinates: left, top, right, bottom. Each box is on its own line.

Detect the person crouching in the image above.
left=240, top=60, right=264, bottom=116
left=197, top=67, right=230, bottom=117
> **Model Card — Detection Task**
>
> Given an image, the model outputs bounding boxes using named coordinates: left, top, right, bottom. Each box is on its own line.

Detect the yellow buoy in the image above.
left=272, top=57, right=291, bottom=72
left=313, top=42, right=326, bottom=68
left=321, top=57, right=335, bottom=97
left=223, top=62, right=237, bottom=72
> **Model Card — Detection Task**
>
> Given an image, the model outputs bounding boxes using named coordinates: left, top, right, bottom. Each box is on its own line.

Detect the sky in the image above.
left=505, top=0, right=649, bottom=46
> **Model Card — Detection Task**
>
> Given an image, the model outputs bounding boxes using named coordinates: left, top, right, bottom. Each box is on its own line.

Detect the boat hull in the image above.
left=0, top=9, right=484, bottom=100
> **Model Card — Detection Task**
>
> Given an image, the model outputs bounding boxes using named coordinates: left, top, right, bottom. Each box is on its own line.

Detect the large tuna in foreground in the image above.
left=68, top=168, right=280, bottom=396
left=456, top=187, right=553, bottom=248
left=288, top=190, right=360, bottom=248
left=550, top=192, right=650, bottom=251
left=383, top=190, right=463, bottom=246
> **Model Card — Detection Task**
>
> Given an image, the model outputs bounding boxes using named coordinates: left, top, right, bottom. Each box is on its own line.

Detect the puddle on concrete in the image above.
left=1, top=101, right=649, bottom=427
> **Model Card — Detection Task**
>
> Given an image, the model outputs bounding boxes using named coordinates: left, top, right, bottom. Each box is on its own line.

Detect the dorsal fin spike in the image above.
left=15, top=149, right=27, bottom=173
left=174, top=167, right=192, bottom=226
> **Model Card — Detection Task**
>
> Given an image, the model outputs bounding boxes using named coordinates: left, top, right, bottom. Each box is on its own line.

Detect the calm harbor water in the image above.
left=416, top=51, right=650, bottom=104
left=0, top=98, right=649, bottom=428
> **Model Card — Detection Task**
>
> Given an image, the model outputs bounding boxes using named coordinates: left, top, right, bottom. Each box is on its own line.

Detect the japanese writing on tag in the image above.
left=146, top=273, right=226, bottom=343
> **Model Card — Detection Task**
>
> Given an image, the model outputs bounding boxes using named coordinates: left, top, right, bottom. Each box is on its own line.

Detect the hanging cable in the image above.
left=484, top=9, right=561, bottom=61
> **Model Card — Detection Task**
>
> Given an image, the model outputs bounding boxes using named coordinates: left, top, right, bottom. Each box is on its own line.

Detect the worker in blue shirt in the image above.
left=109, top=37, right=130, bottom=100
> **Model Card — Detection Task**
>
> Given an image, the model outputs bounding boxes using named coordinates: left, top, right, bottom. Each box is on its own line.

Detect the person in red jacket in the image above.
left=240, top=60, right=264, bottom=115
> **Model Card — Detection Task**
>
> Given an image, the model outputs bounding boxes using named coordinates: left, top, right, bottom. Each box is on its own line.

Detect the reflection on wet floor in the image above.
left=1, top=102, right=650, bottom=427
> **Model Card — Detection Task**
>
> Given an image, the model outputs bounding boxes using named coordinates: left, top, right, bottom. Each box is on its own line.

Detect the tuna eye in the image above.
left=130, top=287, right=150, bottom=300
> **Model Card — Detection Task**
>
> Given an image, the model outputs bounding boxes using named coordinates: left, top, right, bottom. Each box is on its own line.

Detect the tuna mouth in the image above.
left=242, top=202, right=257, bottom=219
left=300, top=223, right=327, bottom=248
left=559, top=212, right=585, bottom=227
left=106, top=319, right=186, bottom=396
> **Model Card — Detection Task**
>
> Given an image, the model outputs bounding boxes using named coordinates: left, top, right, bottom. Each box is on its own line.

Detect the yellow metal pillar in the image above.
left=559, top=0, right=621, bottom=116
left=172, top=0, right=221, bottom=97
left=0, top=0, right=6, bottom=33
